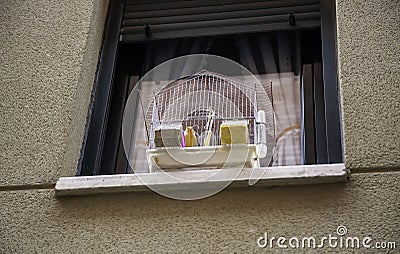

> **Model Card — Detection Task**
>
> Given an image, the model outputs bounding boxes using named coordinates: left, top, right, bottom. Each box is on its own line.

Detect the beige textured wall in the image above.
left=1, top=0, right=400, bottom=253
left=336, top=0, right=400, bottom=170
left=0, top=0, right=108, bottom=187
left=0, top=0, right=398, bottom=188
left=1, top=172, right=399, bottom=253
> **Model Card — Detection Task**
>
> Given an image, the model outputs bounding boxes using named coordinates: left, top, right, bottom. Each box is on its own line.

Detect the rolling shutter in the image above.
left=120, top=0, right=321, bottom=43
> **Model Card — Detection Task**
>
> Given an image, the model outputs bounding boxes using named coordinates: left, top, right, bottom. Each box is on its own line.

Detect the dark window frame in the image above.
left=77, top=0, right=343, bottom=176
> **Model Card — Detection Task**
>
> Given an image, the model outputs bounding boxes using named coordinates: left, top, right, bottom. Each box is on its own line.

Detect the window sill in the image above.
left=55, top=163, right=348, bottom=196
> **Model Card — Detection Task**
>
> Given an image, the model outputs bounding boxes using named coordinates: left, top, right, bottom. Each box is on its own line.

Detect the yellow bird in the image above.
left=184, top=126, right=197, bottom=147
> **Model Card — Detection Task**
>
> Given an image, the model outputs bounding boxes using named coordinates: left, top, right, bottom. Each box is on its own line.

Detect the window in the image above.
left=77, top=0, right=343, bottom=177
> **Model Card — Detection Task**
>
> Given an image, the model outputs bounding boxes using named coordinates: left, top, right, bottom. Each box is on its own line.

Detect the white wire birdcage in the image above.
left=141, top=70, right=269, bottom=171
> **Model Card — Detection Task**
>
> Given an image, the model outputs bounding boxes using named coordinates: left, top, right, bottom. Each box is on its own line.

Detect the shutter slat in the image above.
left=120, top=0, right=321, bottom=43
left=122, top=20, right=320, bottom=42
left=125, top=0, right=189, bottom=5
left=125, top=0, right=319, bottom=12
left=124, top=0, right=319, bottom=18
left=122, top=12, right=320, bottom=34
left=123, top=4, right=320, bottom=26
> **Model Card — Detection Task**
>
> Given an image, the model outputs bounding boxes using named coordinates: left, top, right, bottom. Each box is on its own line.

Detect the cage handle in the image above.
left=256, top=110, right=268, bottom=158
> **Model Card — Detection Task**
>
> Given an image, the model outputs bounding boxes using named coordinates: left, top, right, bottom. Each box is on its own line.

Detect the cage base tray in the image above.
left=146, top=144, right=259, bottom=172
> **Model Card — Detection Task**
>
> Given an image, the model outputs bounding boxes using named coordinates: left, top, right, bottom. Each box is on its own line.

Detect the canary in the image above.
left=184, top=126, right=197, bottom=147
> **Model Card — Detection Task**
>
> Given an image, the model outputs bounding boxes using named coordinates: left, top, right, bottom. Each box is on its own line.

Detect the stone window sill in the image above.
left=55, top=163, right=348, bottom=196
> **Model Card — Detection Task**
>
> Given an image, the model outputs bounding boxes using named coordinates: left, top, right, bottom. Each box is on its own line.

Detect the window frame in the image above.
left=77, top=0, right=343, bottom=176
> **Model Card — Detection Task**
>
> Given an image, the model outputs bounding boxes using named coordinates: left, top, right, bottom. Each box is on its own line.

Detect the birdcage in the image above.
left=142, top=71, right=269, bottom=172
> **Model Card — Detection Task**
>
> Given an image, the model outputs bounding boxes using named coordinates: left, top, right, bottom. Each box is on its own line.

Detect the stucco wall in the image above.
left=1, top=0, right=400, bottom=253
left=1, top=172, right=399, bottom=253
left=336, top=0, right=400, bottom=170
left=1, top=0, right=398, bottom=188
left=0, top=0, right=109, bottom=187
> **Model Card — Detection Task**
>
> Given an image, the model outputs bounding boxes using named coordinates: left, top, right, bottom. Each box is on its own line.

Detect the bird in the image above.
left=184, top=126, right=197, bottom=147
